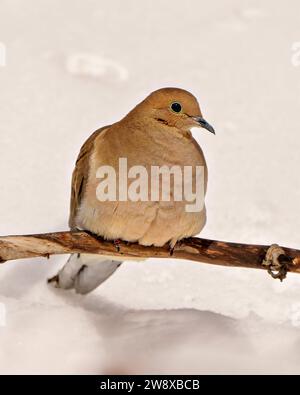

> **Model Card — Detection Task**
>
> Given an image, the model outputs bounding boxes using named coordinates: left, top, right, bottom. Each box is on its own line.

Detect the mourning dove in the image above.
left=49, top=87, right=214, bottom=294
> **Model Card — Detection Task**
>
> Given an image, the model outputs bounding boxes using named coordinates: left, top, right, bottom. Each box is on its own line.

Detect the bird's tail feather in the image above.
left=49, top=253, right=122, bottom=294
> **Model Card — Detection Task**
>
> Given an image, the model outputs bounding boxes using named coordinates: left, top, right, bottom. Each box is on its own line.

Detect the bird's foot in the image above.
left=262, top=244, right=291, bottom=281
left=113, top=239, right=121, bottom=252
left=169, top=240, right=184, bottom=256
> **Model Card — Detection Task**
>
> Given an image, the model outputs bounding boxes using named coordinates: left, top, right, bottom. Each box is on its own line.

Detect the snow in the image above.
left=1, top=0, right=300, bottom=374
left=65, top=53, right=129, bottom=82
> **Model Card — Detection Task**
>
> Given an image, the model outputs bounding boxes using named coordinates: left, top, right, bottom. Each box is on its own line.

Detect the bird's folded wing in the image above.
left=68, top=125, right=110, bottom=229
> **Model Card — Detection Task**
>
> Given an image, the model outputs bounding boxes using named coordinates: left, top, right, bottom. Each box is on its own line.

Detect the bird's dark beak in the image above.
left=192, top=117, right=215, bottom=134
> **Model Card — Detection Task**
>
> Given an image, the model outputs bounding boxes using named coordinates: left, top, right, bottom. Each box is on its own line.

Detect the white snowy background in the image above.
left=1, top=0, right=300, bottom=374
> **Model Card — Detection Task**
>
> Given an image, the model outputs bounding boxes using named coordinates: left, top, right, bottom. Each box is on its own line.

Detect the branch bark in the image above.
left=0, top=231, right=300, bottom=279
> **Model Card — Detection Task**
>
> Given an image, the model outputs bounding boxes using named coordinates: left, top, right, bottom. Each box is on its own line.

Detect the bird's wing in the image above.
left=69, top=125, right=110, bottom=229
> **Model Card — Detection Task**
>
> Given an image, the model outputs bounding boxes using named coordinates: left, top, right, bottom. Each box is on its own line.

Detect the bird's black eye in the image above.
left=170, top=102, right=182, bottom=113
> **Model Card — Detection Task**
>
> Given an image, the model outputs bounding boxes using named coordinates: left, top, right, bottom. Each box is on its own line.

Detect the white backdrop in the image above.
left=1, top=0, right=300, bottom=373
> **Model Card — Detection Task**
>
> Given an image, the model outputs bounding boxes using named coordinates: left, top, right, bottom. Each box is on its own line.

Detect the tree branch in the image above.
left=0, top=231, right=300, bottom=279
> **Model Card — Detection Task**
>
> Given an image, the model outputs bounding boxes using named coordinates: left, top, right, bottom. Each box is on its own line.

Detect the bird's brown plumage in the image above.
left=69, top=126, right=110, bottom=229
left=69, top=87, right=212, bottom=247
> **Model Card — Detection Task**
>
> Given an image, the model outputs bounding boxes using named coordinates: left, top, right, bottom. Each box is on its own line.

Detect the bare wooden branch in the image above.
left=0, top=231, right=300, bottom=279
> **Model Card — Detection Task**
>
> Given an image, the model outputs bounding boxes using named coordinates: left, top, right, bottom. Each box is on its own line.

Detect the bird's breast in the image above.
left=76, top=124, right=207, bottom=246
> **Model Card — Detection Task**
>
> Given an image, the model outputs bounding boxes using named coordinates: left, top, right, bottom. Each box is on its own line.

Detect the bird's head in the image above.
left=132, top=87, right=215, bottom=134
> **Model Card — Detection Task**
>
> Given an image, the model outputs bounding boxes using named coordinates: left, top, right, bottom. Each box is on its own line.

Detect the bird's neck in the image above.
left=120, top=113, right=193, bottom=141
